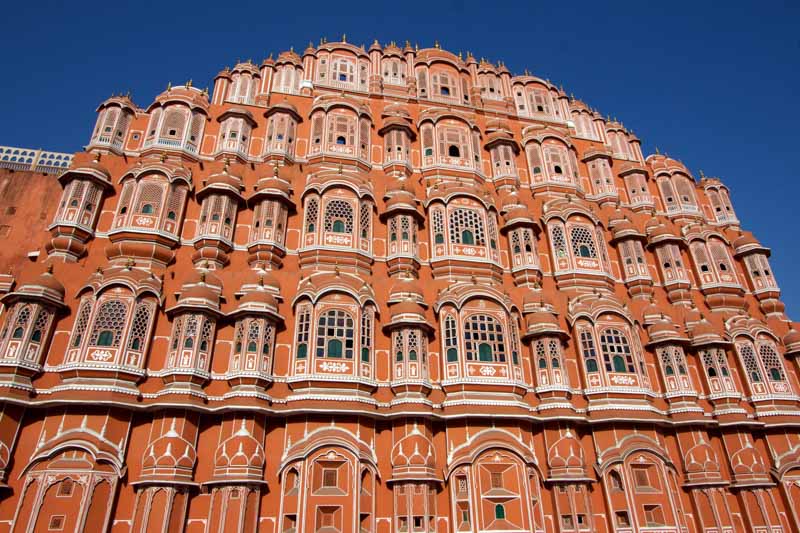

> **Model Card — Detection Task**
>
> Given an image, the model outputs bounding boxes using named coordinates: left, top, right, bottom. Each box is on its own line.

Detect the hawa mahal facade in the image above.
left=0, top=38, right=798, bottom=533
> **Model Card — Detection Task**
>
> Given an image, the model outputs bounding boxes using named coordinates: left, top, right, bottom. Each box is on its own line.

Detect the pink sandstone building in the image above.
left=0, top=38, right=798, bottom=532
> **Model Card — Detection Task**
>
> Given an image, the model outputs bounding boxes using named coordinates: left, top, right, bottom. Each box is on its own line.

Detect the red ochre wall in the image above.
left=0, top=41, right=799, bottom=533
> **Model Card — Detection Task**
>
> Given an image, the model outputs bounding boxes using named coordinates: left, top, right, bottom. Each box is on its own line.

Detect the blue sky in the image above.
left=2, top=0, right=798, bottom=316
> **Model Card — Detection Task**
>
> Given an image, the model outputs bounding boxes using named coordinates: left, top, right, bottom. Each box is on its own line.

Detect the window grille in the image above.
left=315, top=309, right=355, bottom=359
left=599, top=328, right=635, bottom=373
left=127, top=302, right=153, bottom=351
left=570, top=225, right=598, bottom=258
left=463, top=314, right=506, bottom=363
left=323, top=199, right=354, bottom=234
left=758, top=342, right=786, bottom=381
left=448, top=208, right=486, bottom=246
left=737, top=342, right=762, bottom=383
left=89, top=300, right=128, bottom=348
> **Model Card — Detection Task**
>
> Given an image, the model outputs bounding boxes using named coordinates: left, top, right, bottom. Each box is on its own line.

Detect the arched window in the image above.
left=738, top=342, right=762, bottom=383
left=464, top=314, right=506, bottom=362
left=580, top=330, right=598, bottom=372
left=448, top=145, right=460, bottom=157
left=89, top=300, right=128, bottom=348
left=600, top=328, right=635, bottom=373
left=494, top=504, right=505, bottom=519
left=305, top=197, right=319, bottom=234
left=449, top=208, right=486, bottom=246
left=327, top=339, right=343, bottom=357
left=336, top=136, right=346, bottom=145
left=127, top=302, right=152, bottom=353
left=295, top=305, right=311, bottom=359
left=570, top=225, right=598, bottom=259
left=759, top=342, right=786, bottom=382
left=444, top=315, right=458, bottom=362
left=97, top=330, right=114, bottom=347
left=360, top=308, right=373, bottom=363
left=316, top=309, right=354, bottom=359
left=141, top=204, right=154, bottom=214
left=324, top=199, right=354, bottom=235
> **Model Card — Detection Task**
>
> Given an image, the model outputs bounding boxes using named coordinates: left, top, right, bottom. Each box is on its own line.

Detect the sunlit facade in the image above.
left=0, top=39, right=799, bottom=532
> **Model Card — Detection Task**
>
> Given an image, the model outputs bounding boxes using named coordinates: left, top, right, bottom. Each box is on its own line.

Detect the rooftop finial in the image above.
left=187, top=79, right=193, bottom=87
left=434, top=40, right=440, bottom=49
left=342, top=33, right=347, bottom=43
left=166, top=81, right=172, bottom=90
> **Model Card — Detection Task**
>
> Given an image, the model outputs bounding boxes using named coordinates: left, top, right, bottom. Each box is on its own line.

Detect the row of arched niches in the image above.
left=3, top=40, right=800, bottom=533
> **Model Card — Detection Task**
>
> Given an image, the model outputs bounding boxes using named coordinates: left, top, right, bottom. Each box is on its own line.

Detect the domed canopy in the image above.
left=212, top=421, right=266, bottom=482
left=140, top=424, right=197, bottom=484
left=688, top=318, right=729, bottom=347
left=249, top=166, right=295, bottom=209
left=388, top=276, right=425, bottom=305
left=149, top=84, right=209, bottom=113
left=645, top=316, right=688, bottom=346
left=390, top=426, right=439, bottom=482
left=381, top=186, right=423, bottom=220
left=547, top=430, right=589, bottom=481
left=610, top=217, right=645, bottom=243
left=59, top=157, right=113, bottom=189
left=229, top=270, right=283, bottom=323
left=197, top=167, right=244, bottom=202
left=166, top=269, right=223, bottom=316
left=784, top=327, right=800, bottom=356
left=733, top=231, right=769, bottom=257
left=1, top=266, right=67, bottom=309
left=265, top=100, right=302, bottom=121
left=521, top=290, right=567, bottom=340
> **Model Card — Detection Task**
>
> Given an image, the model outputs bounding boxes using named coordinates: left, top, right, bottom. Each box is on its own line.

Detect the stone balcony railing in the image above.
left=0, top=146, right=73, bottom=173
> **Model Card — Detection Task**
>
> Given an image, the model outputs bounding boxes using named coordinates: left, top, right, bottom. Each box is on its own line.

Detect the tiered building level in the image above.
left=0, top=39, right=799, bottom=532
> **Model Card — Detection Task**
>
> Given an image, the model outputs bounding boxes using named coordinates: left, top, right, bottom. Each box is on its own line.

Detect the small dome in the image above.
left=783, top=328, right=800, bottom=355
left=276, top=48, right=302, bottom=66
left=231, top=270, right=282, bottom=319
left=231, top=60, right=259, bottom=75
left=689, top=318, right=726, bottom=347
left=391, top=428, right=436, bottom=470
left=684, top=439, right=720, bottom=475
left=730, top=442, right=768, bottom=477
left=29, top=268, right=66, bottom=299
left=239, top=287, right=279, bottom=310
left=3, top=266, right=67, bottom=308
left=266, top=100, right=301, bottom=120
left=547, top=430, right=585, bottom=474
left=389, top=277, right=425, bottom=303
left=390, top=299, right=426, bottom=321
left=646, top=317, right=687, bottom=345
left=250, top=168, right=294, bottom=207
left=142, top=428, right=197, bottom=471
left=214, top=422, right=265, bottom=471
left=524, top=310, right=560, bottom=332
left=198, top=168, right=244, bottom=200
left=502, top=205, right=537, bottom=229
left=641, top=299, right=662, bottom=325
left=167, top=269, right=222, bottom=314
left=733, top=231, right=768, bottom=257
left=151, top=84, right=210, bottom=112
left=610, top=217, right=644, bottom=242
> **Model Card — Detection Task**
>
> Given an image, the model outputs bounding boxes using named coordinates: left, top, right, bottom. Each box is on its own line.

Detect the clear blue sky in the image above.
left=1, top=1, right=798, bottom=317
